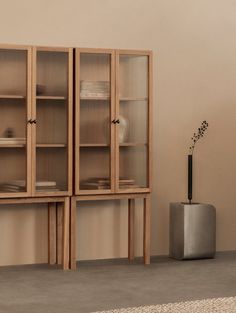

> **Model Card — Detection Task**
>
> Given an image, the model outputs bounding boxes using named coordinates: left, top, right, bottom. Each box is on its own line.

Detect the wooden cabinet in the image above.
left=0, top=44, right=152, bottom=269
left=0, top=45, right=151, bottom=198
left=0, top=45, right=73, bottom=198
left=75, top=48, right=152, bottom=195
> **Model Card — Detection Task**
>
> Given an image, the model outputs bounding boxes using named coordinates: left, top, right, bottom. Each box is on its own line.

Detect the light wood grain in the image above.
left=110, top=50, right=116, bottom=193
left=0, top=95, right=25, bottom=99
left=31, top=46, right=37, bottom=196
left=62, top=197, right=70, bottom=270
left=80, top=144, right=109, bottom=147
left=143, top=194, right=151, bottom=265
left=67, top=48, right=73, bottom=196
left=115, top=51, right=120, bottom=193
left=120, top=97, right=148, bottom=101
left=128, top=199, right=135, bottom=261
left=120, top=143, right=147, bottom=147
left=48, top=202, right=57, bottom=265
left=0, top=144, right=25, bottom=148
left=148, top=52, right=153, bottom=191
left=34, top=46, right=72, bottom=52
left=0, top=43, right=31, bottom=50
left=70, top=196, right=77, bottom=270
left=75, top=49, right=80, bottom=195
left=26, top=45, right=32, bottom=197
left=117, top=188, right=150, bottom=194
left=36, top=96, right=66, bottom=100
left=117, top=49, right=152, bottom=56
left=0, top=196, right=66, bottom=204
left=75, top=47, right=114, bottom=54
left=56, top=202, right=63, bottom=264
left=74, top=192, right=149, bottom=201
left=36, top=144, right=67, bottom=148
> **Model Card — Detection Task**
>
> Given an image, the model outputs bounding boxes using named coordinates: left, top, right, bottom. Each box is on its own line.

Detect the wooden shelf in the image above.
left=80, top=143, right=110, bottom=147
left=36, top=96, right=67, bottom=100
left=80, top=97, right=146, bottom=101
left=0, top=95, right=25, bottom=99
left=120, top=143, right=147, bottom=147
left=80, top=96, right=110, bottom=101
left=36, top=144, right=67, bottom=148
left=0, top=144, right=25, bottom=148
left=79, top=143, right=146, bottom=147
left=120, top=97, right=148, bottom=101
left=0, top=143, right=68, bottom=148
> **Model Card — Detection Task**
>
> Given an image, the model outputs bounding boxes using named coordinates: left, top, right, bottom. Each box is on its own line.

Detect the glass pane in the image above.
left=35, top=51, right=68, bottom=193
left=79, top=53, right=111, bottom=191
left=0, top=49, right=27, bottom=193
left=119, top=146, right=147, bottom=188
left=119, top=55, right=148, bottom=99
left=118, top=55, right=148, bottom=189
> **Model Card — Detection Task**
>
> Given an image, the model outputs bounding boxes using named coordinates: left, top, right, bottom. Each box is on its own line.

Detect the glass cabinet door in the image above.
left=116, top=51, right=152, bottom=192
left=32, top=48, right=72, bottom=195
left=75, top=49, right=115, bottom=194
left=0, top=46, right=31, bottom=197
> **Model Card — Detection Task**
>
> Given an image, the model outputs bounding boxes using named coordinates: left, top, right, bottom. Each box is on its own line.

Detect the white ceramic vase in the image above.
left=103, top=115, right=129, bottom=143
left=118, top=115, right=129, bottom=143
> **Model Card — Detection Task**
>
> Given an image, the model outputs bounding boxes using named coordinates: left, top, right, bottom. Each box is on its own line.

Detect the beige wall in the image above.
left=0, top=0, right=236, bottom=265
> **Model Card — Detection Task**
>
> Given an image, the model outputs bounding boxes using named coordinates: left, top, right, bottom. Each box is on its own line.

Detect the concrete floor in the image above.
left=0, top=252, right=236, bottom=313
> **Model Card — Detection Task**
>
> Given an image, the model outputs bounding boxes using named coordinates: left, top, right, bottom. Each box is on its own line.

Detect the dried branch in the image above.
left=189, top=121, right=209, bottom=154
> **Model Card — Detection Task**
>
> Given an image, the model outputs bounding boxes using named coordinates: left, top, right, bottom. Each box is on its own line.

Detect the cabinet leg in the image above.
left=62, top=197, right=70, bottom=270
left=56, top=202, right=63, bottom=265
left=128, top=199, right=135, bottom=261
left=143, top=194, right=151, bottom=265
left=70, top=197, right=77, bottom=270
left=48, top=203, right=57, bottom=265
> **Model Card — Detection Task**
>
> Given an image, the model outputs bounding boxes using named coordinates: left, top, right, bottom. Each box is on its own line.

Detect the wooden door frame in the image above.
left=115, top=50, right=153, bottom=194
left=74, top=48, right=116, bottom=195
left=31, top=46, right=73, bottom=197
left=0, top=44, right=32, bottom=198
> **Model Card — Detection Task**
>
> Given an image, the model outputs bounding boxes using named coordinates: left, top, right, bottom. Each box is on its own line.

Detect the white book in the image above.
left=36, top=181, right=57, bottom=187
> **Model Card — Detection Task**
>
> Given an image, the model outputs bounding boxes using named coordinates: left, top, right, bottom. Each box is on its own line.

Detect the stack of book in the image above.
left=0, top=180, right=26, bottom=192
left=0, top=138, right=26, bottom=146
left=81, top=178, right=110, bottom=190
left=35, top=181, right=59, bottom=192
left=0, top=180, right=59, bottom=192
left=80, top=80, right=110, bottom=98
left=81, top=177, right=137, bottom=190
left=118, top=178, right=138, bottom=189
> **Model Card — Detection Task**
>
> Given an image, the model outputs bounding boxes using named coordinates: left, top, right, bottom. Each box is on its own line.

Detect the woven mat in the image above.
left=93, top=297, right=236, bottom=313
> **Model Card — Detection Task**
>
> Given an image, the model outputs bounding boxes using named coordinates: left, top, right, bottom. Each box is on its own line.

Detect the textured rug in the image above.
left=93, top=297, right=236, bottom=312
